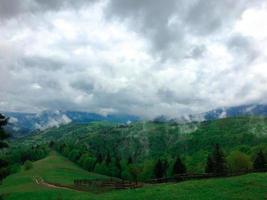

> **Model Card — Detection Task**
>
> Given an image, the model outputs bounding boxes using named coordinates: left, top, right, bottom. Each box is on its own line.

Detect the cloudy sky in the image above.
left=0, top=0, right=267, bottom=118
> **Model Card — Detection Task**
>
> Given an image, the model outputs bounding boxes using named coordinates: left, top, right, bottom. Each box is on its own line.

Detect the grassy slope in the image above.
left=1, top=152, right=267, bottom=200
left=0, top=151, right=110, bottom=199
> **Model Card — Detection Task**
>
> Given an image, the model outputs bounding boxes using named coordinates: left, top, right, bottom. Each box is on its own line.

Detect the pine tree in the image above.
left=49, top=140, right=55, bottom=148
left=162, top=159, right=169, bottom=177
left=213, top=144, right=227, bottom=175
left=205, top=144, right=227, bottom=175
left=253, top=150, right=266, bottom=170
left=115, top=157, right=122, bottom=178
left=172, top=156, right=186, bottom=175
left=127, top=156, right=133, bottom=165
left=105, top=152, right=111, bottom=166
left=0, top=114, right=9, bottom=149
left=0, top=113, right=9, bottom=184
left=205, top=154, right=214, bottom=173
left=96, top=154, right=103, bottom=164
left=154, top=159, right=164, bottom=179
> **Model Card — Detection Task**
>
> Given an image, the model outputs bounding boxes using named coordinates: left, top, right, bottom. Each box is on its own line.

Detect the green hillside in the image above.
left=1, top=152, right=267, bottom=200
left=19, top=117, right=267, bottom=173
left=22, top=117, right=267, bottom=153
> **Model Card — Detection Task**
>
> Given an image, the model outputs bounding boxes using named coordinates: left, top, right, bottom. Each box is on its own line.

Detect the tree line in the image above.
left=53, top=141, right=267, bottom=182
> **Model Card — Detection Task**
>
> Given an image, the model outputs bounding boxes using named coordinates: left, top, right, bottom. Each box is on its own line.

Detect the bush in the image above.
left=24, top=160, right=33, bottom=171
left=227, top=151, right=252, bottom=173
left=78, top=153, right=96, bottom=171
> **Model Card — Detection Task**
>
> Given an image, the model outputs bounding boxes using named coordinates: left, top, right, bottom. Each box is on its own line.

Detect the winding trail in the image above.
left=33, top=176, right=81, bottom=192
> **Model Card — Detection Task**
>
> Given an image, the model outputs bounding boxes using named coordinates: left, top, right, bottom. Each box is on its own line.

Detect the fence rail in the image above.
left=73, top=169, right=267, bottom=189
left=74, top=179, right=142, bottom=189
left=146, top=169, right=267, bottom=184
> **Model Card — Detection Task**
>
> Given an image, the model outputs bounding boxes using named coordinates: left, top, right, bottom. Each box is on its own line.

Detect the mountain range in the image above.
left=3, top=104, right=267, bottom=137
left=3, top=110, right=139, bottom=137
left=157, top=104, right=267, bottom=123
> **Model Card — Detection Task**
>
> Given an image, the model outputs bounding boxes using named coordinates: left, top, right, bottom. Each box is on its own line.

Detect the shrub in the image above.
left=227, top=151, right=252, bottom=173
left=24, top=160, right=33, bottom=171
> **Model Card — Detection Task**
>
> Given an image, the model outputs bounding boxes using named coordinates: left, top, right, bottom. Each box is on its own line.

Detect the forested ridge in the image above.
left=9, top=116, right=266, bottom=182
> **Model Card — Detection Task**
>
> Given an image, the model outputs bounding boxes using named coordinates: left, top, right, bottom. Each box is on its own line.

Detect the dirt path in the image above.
left=33, top=176, right=81, bottom=192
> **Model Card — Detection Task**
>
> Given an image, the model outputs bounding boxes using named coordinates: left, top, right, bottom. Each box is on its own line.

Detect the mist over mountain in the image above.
left=3, top=104, right=267, bottom=136
left=202, top=104, right=267, bottom=120
left=155, top=104, right=267, bottom=123
left=3, top=110, right=139, bottom=136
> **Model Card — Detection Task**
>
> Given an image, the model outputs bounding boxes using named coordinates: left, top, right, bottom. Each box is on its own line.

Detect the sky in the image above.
left=0, top=0, right=267, bottom=118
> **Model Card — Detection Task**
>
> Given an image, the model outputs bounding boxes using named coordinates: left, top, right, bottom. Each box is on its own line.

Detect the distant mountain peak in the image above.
left=3, top=110, right=139, bottom=137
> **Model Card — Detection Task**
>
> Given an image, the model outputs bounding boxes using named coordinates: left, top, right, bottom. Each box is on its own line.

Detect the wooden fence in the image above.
left=146, top=169, right=267, bottom=184
left=73, top=169, right=267, bottom=190
left=74, top=179, right=142, bottom=189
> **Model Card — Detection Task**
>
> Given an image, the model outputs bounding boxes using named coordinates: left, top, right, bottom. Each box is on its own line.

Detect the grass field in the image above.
left=1, top=152, right=267, bottom=200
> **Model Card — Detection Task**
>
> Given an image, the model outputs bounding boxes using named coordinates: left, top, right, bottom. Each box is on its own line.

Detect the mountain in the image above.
left=173, top=104, right=267, bottom=123
left=4, top=104, right=267, bottom=137
left=203, top=104, right=267, bottom=120
left=20, top=116, right=267, bottom=173
left=3, top=110, right=139, bottom=137
left=151, top=104, right=267, bottom=123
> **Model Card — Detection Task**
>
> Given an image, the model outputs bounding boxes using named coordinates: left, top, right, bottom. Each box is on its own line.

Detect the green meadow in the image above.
left=1, top=151, right=267, bottom=200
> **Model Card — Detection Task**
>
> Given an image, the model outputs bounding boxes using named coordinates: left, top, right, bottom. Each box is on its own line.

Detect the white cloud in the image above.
left=234, top=5, right=267, bottom=40
left=0, top=0, right=267, bottom=118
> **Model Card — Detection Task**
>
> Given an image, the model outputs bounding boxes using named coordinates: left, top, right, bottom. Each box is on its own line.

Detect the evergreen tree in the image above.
left=154, top=159, right=164, bottom=179
left=96, top=153, right=103, bottom=164
left=253, top=150, right=266, bottom=170
left=0, top=114, right=9, bottom=149
left=162, top=159, right=169, bottom=177
left=127, top=156, right=133, bottom=165
left=172, top=156, right=186, bottom=175
left=115, top=157, right=122, bottom=178
left=213, top=144, right=227, bottom=175
left=205, top=154, right=214, bottom=173
left=206, top=144, right=227, bottom=175
left=0, top=113, right=9, bottom=184
left=105, top=152, right=112, bottom=166
left=49, top=141, right=55, bottom=148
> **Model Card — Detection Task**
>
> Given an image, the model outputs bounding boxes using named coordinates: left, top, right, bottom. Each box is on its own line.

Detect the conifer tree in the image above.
left=0, top=113, right=9, bottom=184
left=154, top=159, right=164, bottom=179
left=0, top=114, right=9, bottom=149
left=205, top=144, right=227, bottom=175
left=105, top=152, right=111, bottom=166
left=213, top=144, right=227, bottom=175
left=115, top=157, right=122, bottom=178
left=162, top=159, right=169, bottom=177
left=172, top=156, right=186, bottom=175
left=205, top=154, right=214, bottom=173
left=253, top=150, right=266, bottom=170
left=127, top=156, right=133, bottom=165
left=96, top=153, right=103, bottom=164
